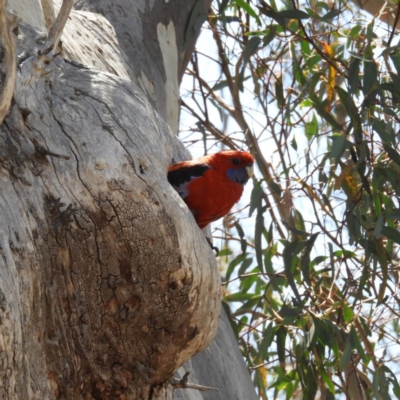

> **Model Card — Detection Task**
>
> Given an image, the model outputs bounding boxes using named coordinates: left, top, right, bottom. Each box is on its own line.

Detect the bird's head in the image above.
left=212, top=150, right=254, bottom=185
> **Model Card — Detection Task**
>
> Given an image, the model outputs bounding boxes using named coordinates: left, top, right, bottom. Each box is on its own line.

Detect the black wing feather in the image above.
left=167, top=163, right=210, bottom=188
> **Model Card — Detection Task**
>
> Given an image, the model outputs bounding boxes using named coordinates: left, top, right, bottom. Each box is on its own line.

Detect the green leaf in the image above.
left=384, top=144, right=400, bottom=167
left=293, top=332, right=306, bottom=360
left=218, top=0, right=229, bottom=13
left=259, top=322, right=277, bottom=360
left=340, top=337, right=353, bottom=371
left=319, top=366, right=335, bottom=394
left=217, top=248, right=233, bottom=258
left=306, top=113, right=318, bottom=140
left=321, top=9, right=342, bottom=21
left=310, top=255, right=328, bottom=269
left=363, top=58, right=378, bottom=94
left=389, top=50, right=400, bottom=77
left=184, top=0, right=208, bottom=44
left=385, top=208, right=400, bottom=219
left=381, top=226, right=400, bottom=244
left=301, top=233, right=319, bottom=286
left=258, top=2, right=287, bottom=28
left=212, top=80, right=229, bottom=91
left=306, top=317, right=321, bottom=350
left=381, top=168, right=400, bottom=197
left=330, top=134, right=346, bottom=164
left=238, top=257, right=254, bottom=275
left=243, top=36, right=261, bottom=65
left=226, top=253, right=247, bottom=282
left=332, top=249, right=357, bottom=259
left=348, top=57, right=360, bottom=95
left=263, top=28, right=276, bottom=46
left=349, top=326, right=367, bottom=363
left=309, top=93, right=341, bottom=129
left=238, top=36, right=261, bottom=92
left=359, top=316, right=372, bottom=337
left=301, top=39, right=311, bottom=56
left=269, top=371, right=296, bottom=390
left=373, top=367, right=391, bottom=400
left=276, top=327, right=287, bottom=365
left=283, top=240, right=304, bottom=302
left=276, top=76, right=284, bottom=108
left=255, top=205, right=266, bottom=272
left=276, top=9, right=310, bottom=20
left=335, top=85, right=356, bottom=116
left=235, top=0, right=261, bottom=24
left=342, top=303, right=354, bottom=323
left=249, top=180, right=263, bottom=217
left=381, top=365, right=400, bottom=398
left=349, top=24, right=362, bottom=38
left=280, top=306, right=302, bottom=318
left=294, top=209, right=306, bottom=232
left=270, top=180, right=282, bottom=198
left=372, top=118, right=391, bottom=145
left=303, top=361, right=318, bottom=399
left=235, top=221, right=247, bottom=254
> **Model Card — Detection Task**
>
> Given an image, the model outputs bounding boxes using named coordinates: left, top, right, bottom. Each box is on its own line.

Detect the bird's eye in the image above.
left=232, top=158, right=240, bottom=165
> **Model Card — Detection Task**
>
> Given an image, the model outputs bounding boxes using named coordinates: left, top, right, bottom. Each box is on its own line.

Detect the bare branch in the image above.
left=187, top=69, right=235, bottom=114
left=40, top=0, right=56, bottom=32
left=388, top=3, right=400, bottom=46
left=41, top=0, right=75, bottom=56
left=170, top=372, right=219, bottom=392
left=181, top=99, right=238, bottom=149
left=209, top=25, right=289, bottom=223
left=356, top=0, right=400, bottom=29
left=0, top=1, right=17, bottom=125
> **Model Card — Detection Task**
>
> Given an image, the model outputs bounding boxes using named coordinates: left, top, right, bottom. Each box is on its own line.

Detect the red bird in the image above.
left=168, top=150, right=254, bottom=229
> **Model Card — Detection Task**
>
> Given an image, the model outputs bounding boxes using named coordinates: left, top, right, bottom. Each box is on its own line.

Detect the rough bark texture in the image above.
left=0, top=1, right=258, bottom=399
left=173, top=311, right=259, bottom=400
left=1, top=54, right=220, bottom=400
left=0, top=14, right=220, bottom=400
left=63, top=0, right=211, bottom=135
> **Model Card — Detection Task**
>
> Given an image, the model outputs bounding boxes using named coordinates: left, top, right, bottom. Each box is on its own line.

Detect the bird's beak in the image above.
left=246, top=165, right=254, bottom=178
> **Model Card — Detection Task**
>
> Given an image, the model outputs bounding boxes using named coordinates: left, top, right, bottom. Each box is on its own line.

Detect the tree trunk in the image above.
left=0, top=0, right=255, bottom=400
left=0, top=0, right=257, bottom=399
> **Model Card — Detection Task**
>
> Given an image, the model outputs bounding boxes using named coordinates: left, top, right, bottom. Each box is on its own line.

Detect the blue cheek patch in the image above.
left=226, top=168, right=249, bottom=184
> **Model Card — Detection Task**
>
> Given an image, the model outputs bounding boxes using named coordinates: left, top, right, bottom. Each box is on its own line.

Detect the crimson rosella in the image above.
left=168, top=150, right=255, bottom=229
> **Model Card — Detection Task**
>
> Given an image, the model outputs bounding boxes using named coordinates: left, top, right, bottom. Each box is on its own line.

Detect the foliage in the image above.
left=180, top=0, right=400, bottom=398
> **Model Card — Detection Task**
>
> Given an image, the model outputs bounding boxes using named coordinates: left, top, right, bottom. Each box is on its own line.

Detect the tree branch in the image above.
left=181, top=99, right=237, bottom=149
left=170, top=372, right=219, bottom=392
left=40, top=0, right=56, bottom=32
left=0, top=1, right=17, bottom=125
left=209, top=23, right=292, bottom=230
left=41, top=0, right=75, bottom=56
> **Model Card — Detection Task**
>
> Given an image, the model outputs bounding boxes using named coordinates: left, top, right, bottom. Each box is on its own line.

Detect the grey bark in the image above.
left=0, top=1, right=257, bottom=399
left=173, top=310, right=259, bottom=400
left=1, top=44, right=220, bottom=399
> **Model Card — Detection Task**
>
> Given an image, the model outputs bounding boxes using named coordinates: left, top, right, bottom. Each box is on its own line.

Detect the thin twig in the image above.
left=0, top=1, right=17, bottom=125
left=181, top=99, right=237, bottom=149
left=187, top=69, right=235, bottom=114
left=210, top=23, right=291, bottom=230
left=40, top=0, right=56, bottom=32
left=170, top=372, right=219, bottom=392
left=41, top=0, right=75, bottom=56
left=388, top=3, right=400, bottom=46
